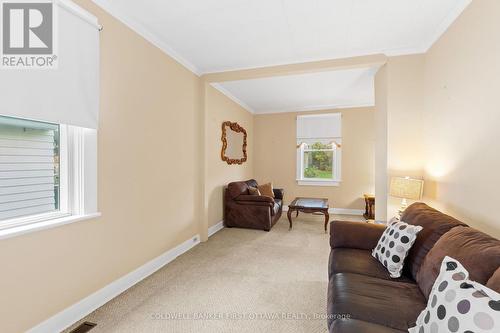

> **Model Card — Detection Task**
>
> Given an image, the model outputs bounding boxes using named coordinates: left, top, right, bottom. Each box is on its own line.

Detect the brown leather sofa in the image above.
left=327, top=202, right=500, bottom=332
left=224, top=179, right=284, bottom=231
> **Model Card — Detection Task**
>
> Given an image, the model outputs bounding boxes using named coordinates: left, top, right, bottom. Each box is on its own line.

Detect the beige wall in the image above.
left=0, top=1, right=206, bottom=331
left=378, top=1, right=500, bottom=237
left=386, top=55, right=426, bottom=217
left=374, top=65, right=388, bottom=220
left=375, top=55, right=426, bottom=220
left=205, top=85, right=254, bottom=227
left=254, top=108, right=375, bottom=210
left=422, top=0, right=500, bottom=237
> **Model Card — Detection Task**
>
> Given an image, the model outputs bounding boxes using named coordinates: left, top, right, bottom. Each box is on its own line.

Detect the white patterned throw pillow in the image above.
left=409, top=256, right=500, bottom=333
left=372, top=217, right=422, bottom=278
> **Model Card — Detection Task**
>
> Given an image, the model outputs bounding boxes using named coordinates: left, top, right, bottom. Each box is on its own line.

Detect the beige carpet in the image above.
left=64, top=215, right=363, bottom=333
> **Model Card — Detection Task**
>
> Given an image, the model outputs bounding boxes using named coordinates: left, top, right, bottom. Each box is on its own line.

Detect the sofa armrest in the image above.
left=235, top=195, right=275, bottom=204
left=234, top=201, right=274, bottom=209
left=330, top=220, right=386, bottom=251
left=273, top=188, right=284, bottom=200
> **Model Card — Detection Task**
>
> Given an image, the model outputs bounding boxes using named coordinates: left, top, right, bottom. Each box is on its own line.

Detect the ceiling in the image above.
left=93, top=0, right=471, bottom=75
left=213, top=67, right=376, bottom=114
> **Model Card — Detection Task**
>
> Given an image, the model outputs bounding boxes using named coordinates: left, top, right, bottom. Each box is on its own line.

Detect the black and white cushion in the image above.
left=409, top=256, right=500, bottom=333
left=372, top=217, right=422, bottom=278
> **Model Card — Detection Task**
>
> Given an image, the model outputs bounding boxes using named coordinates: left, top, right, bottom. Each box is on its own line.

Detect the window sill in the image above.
left=297, top=179, right=341, bottom=187
left=0, top=212, right=102, bottom=240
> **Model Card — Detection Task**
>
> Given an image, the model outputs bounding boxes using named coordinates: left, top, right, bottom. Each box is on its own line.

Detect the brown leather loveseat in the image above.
left=327, top=203, right=500, bottom=332
left=224, top=179, right=284, bottom=231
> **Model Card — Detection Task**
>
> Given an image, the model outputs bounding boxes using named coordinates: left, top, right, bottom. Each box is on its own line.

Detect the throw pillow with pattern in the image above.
left=372, top=217, right=422, bottom=278
left=409, top=256, right=500, bottom=333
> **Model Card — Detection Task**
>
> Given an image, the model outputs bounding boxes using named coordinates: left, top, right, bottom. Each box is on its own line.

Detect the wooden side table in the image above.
left=363, top=194, right=375, bottom=220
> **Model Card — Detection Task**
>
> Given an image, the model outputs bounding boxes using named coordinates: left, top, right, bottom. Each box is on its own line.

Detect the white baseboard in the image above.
left=28, top=234, right=201, bottom=333
left=208, top=220, right=224, bottom=237
left=330, top=208, right=364, bottom=216
left=282, top=206, right=363, bottom=216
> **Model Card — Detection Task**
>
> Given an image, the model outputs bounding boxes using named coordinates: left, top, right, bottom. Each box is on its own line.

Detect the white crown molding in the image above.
left=91, top=0, right=201, bottom=76
left=419, top=0, right=472, bottom=53
left=58, top=0, right=101, bottom=30
left=202, top=52, right=392, bottom=75
left=199, top=45, right=424, bottom=74
left=210, top=83, right=256, bottom=114
left=208, top=220, right=224, bottom=237
left=382, top=46, right=426, bottom=57
left=27, top=234, right=201, bottom=333
left=253, top=101, right=375, bottom=115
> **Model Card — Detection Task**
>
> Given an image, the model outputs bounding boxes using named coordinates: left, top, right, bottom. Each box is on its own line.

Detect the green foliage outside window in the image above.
left=303, top=142, right=333, bottom=179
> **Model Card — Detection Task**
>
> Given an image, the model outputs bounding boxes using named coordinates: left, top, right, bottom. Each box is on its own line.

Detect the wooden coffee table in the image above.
left=287, top=197, right=329, bottom=233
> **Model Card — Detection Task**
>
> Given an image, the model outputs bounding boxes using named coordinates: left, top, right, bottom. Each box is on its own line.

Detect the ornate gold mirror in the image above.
left=221, top=121, right=247, bottom=165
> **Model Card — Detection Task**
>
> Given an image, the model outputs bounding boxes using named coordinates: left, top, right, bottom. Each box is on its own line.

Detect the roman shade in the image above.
left=0, top=0, right=100, bottom=129
left=296, top=113, right=341, bottom=144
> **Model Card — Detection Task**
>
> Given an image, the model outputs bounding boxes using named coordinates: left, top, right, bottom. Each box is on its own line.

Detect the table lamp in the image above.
left=390, top=176, right=424, bottom=217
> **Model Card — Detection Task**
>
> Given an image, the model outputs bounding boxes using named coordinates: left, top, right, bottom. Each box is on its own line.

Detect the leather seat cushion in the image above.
left=329, top=248, right=414, bottom=283
left=327, top=273, right=426, bottom=331
left=329, top=319, right=406, bottom=333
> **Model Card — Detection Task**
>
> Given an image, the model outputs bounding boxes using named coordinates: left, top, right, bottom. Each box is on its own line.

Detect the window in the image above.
left=296, top=114, right=342, bottom=186
left=0, top=116, right=66, bottom=222
left=0, top=1, right=100, bottom=239
left=0, top=116, right=98, bottom=239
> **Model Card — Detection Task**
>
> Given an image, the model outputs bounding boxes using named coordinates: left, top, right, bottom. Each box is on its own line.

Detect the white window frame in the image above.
left=296, top=141, right=342, bottom=187
left=0, top=123, right=100, bottom=240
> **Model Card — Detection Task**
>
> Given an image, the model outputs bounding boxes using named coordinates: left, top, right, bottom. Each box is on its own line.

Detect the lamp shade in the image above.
left=389, top=177, right=424, bottom=200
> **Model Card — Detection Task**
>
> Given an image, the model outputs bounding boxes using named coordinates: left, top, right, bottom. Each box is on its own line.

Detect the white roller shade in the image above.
left=0, top=0, right=100, bottom=129
left=297, top=113, right=341, bottom=141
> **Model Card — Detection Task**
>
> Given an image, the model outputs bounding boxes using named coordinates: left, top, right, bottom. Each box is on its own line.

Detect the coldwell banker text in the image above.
left=1, top=1, right=58, bottom=69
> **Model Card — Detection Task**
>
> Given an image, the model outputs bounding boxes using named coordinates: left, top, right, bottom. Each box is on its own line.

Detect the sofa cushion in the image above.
left=257, top=182, right=274, bottom=198
left=227, top=181, right=249, bottom=199
left=272, top=188, right=284, bottom=200
left=330, top=319, right=406, bottom=333
left=410, top=256, right=500, bottom=333
left=271, top=199, right=281, bottom=216
left=372, top=218, right=422, bottom=278
left=245, top=179, right=258, bottom=188
left=248, top=186, right=261, bottom=196
left=235, top=195, right=274, bottom=204
left=327, top=273, right=426, bottom=331
left=330, top=220, right=386, bottom=251
left=416, top=226, right=500, bottom=298
left=401, top=203, right=467, bottom=280
left=329, top=248, right=414, bottom=283
left=487, top=267, right=500, bottom=293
